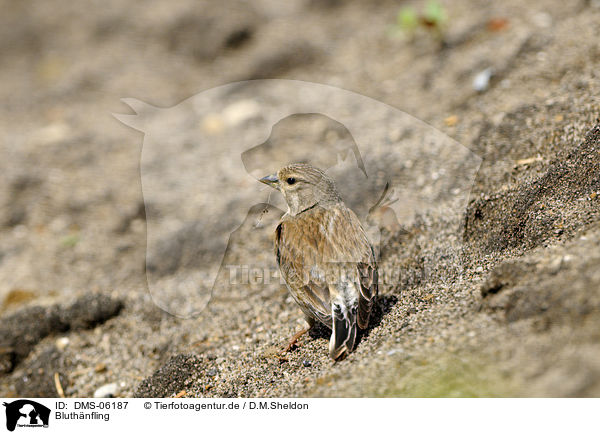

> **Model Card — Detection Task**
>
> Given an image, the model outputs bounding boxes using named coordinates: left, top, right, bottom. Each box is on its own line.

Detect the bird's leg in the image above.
left=281, top=327, right=310, bottom=353
left=280, top=317, right=315, bottom=355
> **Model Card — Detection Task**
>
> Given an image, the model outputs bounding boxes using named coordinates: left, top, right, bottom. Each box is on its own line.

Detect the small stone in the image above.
left=94, top=363, right=107, bottom=373
left=94, top=383, right=118, bottom=398
left=206, top=368, right=218, bottom=377
left=302, top=360, right=311, bottom=367
left=221, top=99, right=261, bottom=127
left=444, top=115, right=459, bottom=127
left=55, top=337, right=70, bottom=351
left=473, top=68, right=494, bottom=92
left=515, top=156, right=543, bottom=166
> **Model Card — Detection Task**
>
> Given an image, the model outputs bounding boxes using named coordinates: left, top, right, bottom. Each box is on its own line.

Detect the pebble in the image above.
left=221, top=99, right=261, bottom=127
left=473, top=68, right=494, bottom=92
left=206, top=368, right=218, bottom=377
left=302, top=360, right=311, bottom=367
left=55, top=337, right=70, bottom=351
left=547, top=256, right=564, bottom=274
left=93, top=383, right=118, bottom=398
left=444, top=115, right=459, bottom=127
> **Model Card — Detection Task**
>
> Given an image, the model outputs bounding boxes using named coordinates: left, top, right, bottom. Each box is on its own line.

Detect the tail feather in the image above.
left=329, top=302, right=358, bottom=360
left=357, top=297, right=371, bottom=329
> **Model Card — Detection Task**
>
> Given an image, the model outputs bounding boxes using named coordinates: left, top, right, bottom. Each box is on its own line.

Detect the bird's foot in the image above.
left=281, top=327, right=310, bottom=353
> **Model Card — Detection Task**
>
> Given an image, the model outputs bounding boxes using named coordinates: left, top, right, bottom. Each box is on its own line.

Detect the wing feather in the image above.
left=276, top=203, right=378, bottom=358
left=276, top=219, right=331, bottom=326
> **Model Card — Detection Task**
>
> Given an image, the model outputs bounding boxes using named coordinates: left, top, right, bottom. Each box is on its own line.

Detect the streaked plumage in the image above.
left=260, top=163, right=378, bottom=360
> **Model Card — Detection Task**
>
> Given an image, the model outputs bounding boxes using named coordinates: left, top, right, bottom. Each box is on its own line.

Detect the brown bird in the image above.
left=260, top=163, right=378, bottom=360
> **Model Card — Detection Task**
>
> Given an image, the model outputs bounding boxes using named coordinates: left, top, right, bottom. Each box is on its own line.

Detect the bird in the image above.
left=260, top=163, right=378, bottom=360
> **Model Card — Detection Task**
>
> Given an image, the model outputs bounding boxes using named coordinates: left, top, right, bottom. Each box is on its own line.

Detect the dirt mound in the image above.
left=466, top=123, right=600, bottom=253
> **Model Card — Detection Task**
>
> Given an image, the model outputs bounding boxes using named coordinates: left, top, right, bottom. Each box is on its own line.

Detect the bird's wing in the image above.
left=275, top=212, right=332, bottom=326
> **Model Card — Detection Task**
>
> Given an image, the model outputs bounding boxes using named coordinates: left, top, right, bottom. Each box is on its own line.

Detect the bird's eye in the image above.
left=286, top=177, right=296, bottom=185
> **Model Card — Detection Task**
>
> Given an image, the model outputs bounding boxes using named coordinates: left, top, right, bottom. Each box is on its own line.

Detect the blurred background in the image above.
left=1, top=0, right=599, bottom=398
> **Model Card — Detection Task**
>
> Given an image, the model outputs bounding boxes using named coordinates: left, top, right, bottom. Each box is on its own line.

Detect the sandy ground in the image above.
left=1, top=0, right=599, bottom=397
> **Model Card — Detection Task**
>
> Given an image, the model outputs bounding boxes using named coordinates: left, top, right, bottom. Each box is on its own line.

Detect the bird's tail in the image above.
left=329, top=302, right=358, bottom=360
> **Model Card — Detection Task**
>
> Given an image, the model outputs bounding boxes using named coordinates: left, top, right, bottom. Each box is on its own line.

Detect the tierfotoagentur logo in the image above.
left=115, top=79, right=481, bottom=318
left=2, top=400, right=50, bottom=431
left=225, top=264, right=407, bottom=287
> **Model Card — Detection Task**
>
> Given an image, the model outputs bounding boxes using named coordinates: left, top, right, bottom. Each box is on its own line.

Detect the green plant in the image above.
left=390, top=0, right=447, bottom=40
left=60, top=233, right=80, bottom=248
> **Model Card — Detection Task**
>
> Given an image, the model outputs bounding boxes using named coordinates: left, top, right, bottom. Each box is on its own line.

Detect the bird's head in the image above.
left=260, top=163, right=341, bottom=215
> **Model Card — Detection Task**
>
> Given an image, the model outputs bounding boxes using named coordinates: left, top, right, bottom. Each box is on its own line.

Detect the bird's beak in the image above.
left=259, top=173, right=279, bottom=188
